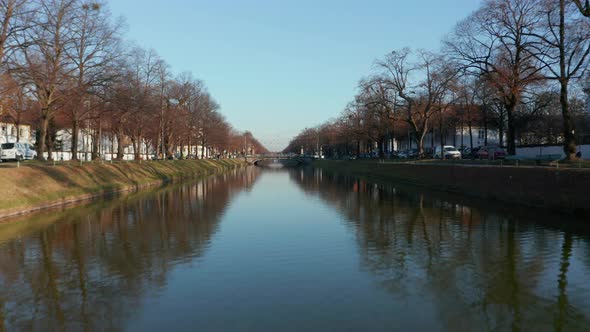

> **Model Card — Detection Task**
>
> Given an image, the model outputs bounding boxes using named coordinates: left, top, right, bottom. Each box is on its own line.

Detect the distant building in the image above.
left=397, top=126, right=503, bottom=151
left=1, top=118, right=219, bottom=160
left=0, top=121, right=34, bottom=145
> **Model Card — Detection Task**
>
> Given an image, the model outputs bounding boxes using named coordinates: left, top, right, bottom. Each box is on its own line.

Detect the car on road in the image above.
left=477, top=146, right=506, bottom=160
left=434, top=145, right=462, bottom=159
left=1, top=143, right=26, bottom=161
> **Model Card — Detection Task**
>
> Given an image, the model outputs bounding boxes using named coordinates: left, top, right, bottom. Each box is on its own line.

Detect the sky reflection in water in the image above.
left=0, top=167, right=589, bottom=331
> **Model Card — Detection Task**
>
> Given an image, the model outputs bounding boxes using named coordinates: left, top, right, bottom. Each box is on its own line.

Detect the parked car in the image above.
left=1, top=142, right=26, bottom=161
left=434, top=145, right=462, bottom=159
left=459, top=147, right=470, bottom=157
left=477, top=146, right=506, bottom=160
left=464, top=147, right=481, bottom=160
left=407, top=149, right=419, bottom=158
left=395, top=150, right=409, bottom=159
left=23, top=143, right=37, bottom=160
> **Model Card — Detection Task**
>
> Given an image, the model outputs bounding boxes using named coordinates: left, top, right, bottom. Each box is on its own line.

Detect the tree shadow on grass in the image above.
left=17, top=161, right=239, bottom=209
left=31, top=165, right=78, bottom=188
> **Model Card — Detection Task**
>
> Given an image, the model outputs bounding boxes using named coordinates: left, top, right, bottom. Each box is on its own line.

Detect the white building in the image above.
left=0, top=122, right=34, bottom=145
left=398, top=126, right=503, bottom=151
left=45, top=129, right=155, bottom=161
left=1, top=122, right=215, bottom=161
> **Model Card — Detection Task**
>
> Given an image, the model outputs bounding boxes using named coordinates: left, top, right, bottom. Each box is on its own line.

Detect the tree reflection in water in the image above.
left=0, top=167, right=261, bottom=332
left=290, top=167, right=590, bottom=332
left=0, top=166, right=589, bottom=332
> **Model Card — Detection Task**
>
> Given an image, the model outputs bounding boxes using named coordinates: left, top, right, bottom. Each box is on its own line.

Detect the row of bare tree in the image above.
left=0, top=0, right=266, bottom=160
left=285, top=0, right=590, bottom=160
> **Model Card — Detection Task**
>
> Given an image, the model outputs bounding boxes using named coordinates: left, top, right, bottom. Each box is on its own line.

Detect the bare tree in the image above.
left=197, top=93, right=220, bottom=158
left=359, top=78, right=399, bottom=157
left=0, top=73, right=29, bottom=137
left=64, top=0, right=121, bottom=160
left=154, top=61, right=171, bottom=158
left=454, top=75, right=478, bottom=150
left=8, top=0, right=78, bottom=160
left=531, top=0, right=590, bottom=159
left=123, top=46, right=162, bottom=160
left=377, top=48, right=458, bottom=157
left=573, top=0, right=590, bottom=16
left=1, top=0, right=258, bottom=163
left=446, top=0, right=545, bottom=155
left=0, top=0, right=31, bottom=68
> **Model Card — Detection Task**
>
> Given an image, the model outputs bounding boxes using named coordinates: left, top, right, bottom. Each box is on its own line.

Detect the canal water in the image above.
left=0, top=166, right=589, bottom=331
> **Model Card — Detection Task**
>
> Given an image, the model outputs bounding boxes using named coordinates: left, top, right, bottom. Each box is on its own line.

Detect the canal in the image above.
left=0, top=166, right=589, bottom=331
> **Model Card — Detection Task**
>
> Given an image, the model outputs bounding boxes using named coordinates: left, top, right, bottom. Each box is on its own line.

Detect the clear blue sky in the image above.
left=109, top=0, right=481, bottom=151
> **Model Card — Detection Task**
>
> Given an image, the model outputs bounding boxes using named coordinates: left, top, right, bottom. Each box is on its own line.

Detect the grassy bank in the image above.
left=314, top=160, right=590, bottom=215
left=0, top=159, right=245, bottom=219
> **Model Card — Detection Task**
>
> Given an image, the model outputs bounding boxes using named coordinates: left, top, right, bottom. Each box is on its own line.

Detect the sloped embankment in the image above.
left=0, top=159, right=245, bottom=219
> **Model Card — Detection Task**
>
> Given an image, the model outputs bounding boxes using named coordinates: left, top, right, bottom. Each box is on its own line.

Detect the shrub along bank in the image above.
left=314, top=160, right=590, bottom=216
left=0, top=159, right=246, bottom=219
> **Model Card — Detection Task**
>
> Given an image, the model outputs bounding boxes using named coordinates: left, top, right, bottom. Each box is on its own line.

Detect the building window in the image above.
left=478, top=129, right=485, bottom=139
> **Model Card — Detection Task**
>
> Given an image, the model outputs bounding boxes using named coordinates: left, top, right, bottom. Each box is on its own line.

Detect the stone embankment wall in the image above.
left=315, top=160, right=590, bottom=215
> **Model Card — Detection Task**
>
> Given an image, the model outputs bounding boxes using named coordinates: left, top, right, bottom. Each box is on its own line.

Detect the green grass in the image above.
left=0, top=159, right=246, bottom=217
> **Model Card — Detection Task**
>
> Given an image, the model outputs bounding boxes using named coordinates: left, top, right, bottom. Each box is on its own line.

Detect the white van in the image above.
left=1, top=142, right=26, bottom=161
left=434, top=145, right=462, bottom=159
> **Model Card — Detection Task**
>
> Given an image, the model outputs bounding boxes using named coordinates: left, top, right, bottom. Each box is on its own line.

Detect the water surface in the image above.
left=0, top=166, right=589, bottom=331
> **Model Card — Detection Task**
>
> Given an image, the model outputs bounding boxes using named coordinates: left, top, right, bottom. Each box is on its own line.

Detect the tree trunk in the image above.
left=483, top=105, right=488, bottom=146
left=71, top=119, right=79, bottom=161
left=166, top=132, right=174, bottom=158
left=116, top=133, right=124, bottom=160
left=111, top=135, right=115, bottom=160
left=15, top=113, right=21, bottom=143
left=46, top=129, right=54, bottom=161
left=498, top=121, right=504, bottom=149
left=430, top=126, right=434, bottom=149
left=92, top=125, right=100, bottom=161
left=156, top=133, right=162, bottom=159
left=561, top=81, right=576, bottom=160
left=440, top=118, right=445, bottom=159
left=188, top=137, right=192, bottom=159
left=460, top=116, right=464, bottom=149
left=468, top=114, right=473, bottom=150
left=201, top=141, right=206, bottom=159
left=179, top=139, right=184, bottom=159
left=506, top=104, right=517, bottom=155
left=559, top=0, right=577, bottom=160
left=0, top=1, right=15, bottom=64
left=417, top=129, right=427, bottom=157
left=37, top=112, right=49, bottom=161
left=133, top=136, right=141, bottom=160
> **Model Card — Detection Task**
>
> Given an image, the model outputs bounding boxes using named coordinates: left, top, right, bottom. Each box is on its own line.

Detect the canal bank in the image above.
left=314, top=160, right=590, bottom=215
left=0, top=159, right=246, bottom=219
